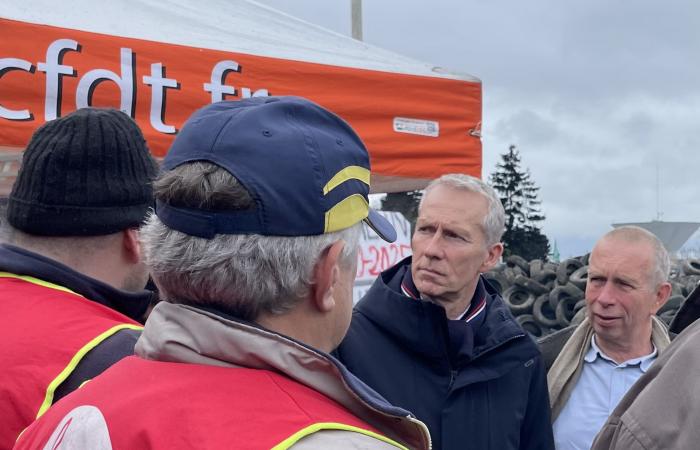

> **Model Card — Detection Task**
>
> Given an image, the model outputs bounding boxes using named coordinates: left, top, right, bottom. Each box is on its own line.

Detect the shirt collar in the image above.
left=585, top=334, right=658, bottom=372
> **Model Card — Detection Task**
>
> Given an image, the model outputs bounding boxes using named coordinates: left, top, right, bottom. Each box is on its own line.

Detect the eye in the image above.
left=618, top=281, right=634, bottom=290
left=416, top=225, right=435, bottom=234
left=444, top=231, right=465, bottom=241
left=588, top=276, right=604, bottom=285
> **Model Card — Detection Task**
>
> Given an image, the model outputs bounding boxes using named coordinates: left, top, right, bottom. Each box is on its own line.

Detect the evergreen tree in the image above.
left=381, top=191, right=422, bottom=233
left=489, top=145, right=550, bottom=261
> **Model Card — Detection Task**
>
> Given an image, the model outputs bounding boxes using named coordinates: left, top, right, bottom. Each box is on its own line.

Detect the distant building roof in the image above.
left=612, top=221, right=700, bottom=253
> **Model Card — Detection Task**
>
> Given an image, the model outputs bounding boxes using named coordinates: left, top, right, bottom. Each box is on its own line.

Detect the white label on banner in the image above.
left=393, top=117, right=439, bottom=137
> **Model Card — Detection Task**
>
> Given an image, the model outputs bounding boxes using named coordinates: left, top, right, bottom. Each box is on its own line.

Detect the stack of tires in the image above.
left=485, top=255, right=700, bottom=337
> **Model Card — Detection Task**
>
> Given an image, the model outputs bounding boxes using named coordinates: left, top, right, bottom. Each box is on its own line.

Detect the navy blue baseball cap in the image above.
left=155, top=96, right=396, bottom=242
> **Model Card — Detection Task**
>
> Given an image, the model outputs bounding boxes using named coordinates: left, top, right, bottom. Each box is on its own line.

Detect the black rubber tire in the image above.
left=683, top=259, right=700, bottom=276
left=503, top=285, right=536, bottom=315
left=533, top=293, right=559, bottom=328
left=574, top=299, right=586, bottom=313
left=670, top=281, right=684, bottom=297
left=504, top=266, right=526, bottom=281
left=506, top=255, right=530, bottom=275
left=533, top=269, right=557, bottom=286
left=513, top=275, right=548, bottom=295
left=556, top=258, right=583, bottom=285
left=682, top=284, right=690, bottom=297
left=579, top=253, right=591, bottom=266
left=555, top=296, right=579, bottom=328
left=568, top=265, right=589, bottom=290
left=516, top=314, right=544, bottom=337
left=658, top=310, right=676, bottom=326
left=543, top=262, right=559, bottom=272
left=658, top=294, right=684, bottom=314
left=548, top=283, right=584, bottom=310
left=529, top=259, right=544, bottom=279
left=483, top=271, right=510, bottom=295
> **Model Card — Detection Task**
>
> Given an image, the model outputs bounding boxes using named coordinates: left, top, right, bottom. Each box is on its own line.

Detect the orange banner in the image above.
left=0, top=18, right=481, bottom=180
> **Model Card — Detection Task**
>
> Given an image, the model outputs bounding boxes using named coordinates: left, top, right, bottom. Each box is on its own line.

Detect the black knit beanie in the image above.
left=7, top=108, right=158, bottom=236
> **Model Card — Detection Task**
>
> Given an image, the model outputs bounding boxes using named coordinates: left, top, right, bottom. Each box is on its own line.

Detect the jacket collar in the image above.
left=0, top=243, right=151, bottom=322
left=547, top=316, right=671, bottom=421
left=356, top=256, right=528, bottom=365
left=399, top=262, right=488, bottom=325
left=137, top=302, right=431, bottom=450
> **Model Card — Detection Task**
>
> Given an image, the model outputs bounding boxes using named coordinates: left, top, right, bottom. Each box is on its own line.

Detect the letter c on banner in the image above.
left=0, top=58, right=35, bottom=120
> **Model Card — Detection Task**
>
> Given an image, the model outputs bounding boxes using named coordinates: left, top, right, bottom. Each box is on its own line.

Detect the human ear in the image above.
left=480, top=242, right=504, bottom=273
left=122, top=228, right=142, bottom=264
left=651, top=281, right=672, bottom=314
left=311, top=240, right=346, bottom=313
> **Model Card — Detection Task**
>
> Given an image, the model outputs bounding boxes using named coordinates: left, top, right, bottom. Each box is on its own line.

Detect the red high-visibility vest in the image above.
left=15, top=356, right=406, bottom=449
left=0, top=273, right=142, bottom=448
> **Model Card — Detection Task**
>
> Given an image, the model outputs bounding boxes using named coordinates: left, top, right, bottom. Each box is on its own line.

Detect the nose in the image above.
left=590, top=281, right=616, bottom=308
left=423, top=232, right=444, bottom=259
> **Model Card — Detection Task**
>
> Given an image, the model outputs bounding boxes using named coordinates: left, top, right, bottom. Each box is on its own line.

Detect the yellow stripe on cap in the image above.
left=324, top=194, right=369, bottom=233
left=322, top=166, right=370, bottom=195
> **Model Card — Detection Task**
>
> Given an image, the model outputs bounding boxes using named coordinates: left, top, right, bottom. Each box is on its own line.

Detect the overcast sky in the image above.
left=258, top=0, right=700, bottom=257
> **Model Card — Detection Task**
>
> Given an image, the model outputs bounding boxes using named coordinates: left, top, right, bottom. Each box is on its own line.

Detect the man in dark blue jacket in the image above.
left=336, top=174, right=554, bottom=450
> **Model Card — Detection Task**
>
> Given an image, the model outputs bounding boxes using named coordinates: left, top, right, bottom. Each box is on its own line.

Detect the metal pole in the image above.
left=351, top=0, right=363, bottom=41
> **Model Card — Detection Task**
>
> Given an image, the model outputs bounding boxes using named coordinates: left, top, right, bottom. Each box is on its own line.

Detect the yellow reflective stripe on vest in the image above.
left=36, top=323, right=143, bottom=419
left=0, top=272, right=83, bottom=297
left=271, top=422, right=408, bottom=450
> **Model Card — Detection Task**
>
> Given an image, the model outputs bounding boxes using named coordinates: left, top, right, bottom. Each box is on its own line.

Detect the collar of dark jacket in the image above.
left=356, top=256, right=533, bottom=370
left=0, top=243, right=151, bottom=322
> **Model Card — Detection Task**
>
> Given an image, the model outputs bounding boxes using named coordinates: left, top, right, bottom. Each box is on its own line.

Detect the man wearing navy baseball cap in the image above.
left=16, top=97, right=430, bottom=450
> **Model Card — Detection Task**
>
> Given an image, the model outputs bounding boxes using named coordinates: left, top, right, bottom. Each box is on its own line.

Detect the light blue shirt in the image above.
left=552, top=335, right=657, bottom=450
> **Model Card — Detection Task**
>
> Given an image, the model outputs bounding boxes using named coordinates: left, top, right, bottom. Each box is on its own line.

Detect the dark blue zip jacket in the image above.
left=336, top=257, right=555, bottom=450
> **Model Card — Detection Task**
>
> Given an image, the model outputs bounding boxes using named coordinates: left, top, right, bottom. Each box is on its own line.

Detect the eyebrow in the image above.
left=424, top=219, right=470, bottom=234
left=589, top=271, right=639, bottom=287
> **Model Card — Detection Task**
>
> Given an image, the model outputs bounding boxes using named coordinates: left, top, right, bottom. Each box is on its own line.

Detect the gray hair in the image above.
left=601, top=226, right=670, bottom=288
left=140, top=162, right=361, bottom=321
left=420, top=174, right=505, bottom=246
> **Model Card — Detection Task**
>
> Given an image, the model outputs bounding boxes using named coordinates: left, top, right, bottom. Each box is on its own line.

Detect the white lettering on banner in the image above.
left=1, top=39, right=270, bottom=127
left=241, top=87, right=270, bottom=98
left=203, top=60, right=240, bottom=102
left=353, top=211, right=412, bottom=304
left=142, top=63, right=179, bottom=134
left=76, top=48, right=135, bottom=116
left=37, top=39, right=79, bottom=121
left=0, top=58, right=34, bottom=120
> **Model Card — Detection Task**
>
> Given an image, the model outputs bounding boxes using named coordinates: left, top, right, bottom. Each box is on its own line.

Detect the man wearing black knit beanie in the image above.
left=0, top=107, right=158, bottom=448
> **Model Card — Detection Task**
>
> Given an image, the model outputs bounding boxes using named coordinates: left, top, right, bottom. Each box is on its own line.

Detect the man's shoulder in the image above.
left=479, top=287, right=541, bottom=351
left=537, top=325, right=578, bottom=371
left=54, top=328, right=141, bottom=402
left=289, top=429, right=405, bottom=449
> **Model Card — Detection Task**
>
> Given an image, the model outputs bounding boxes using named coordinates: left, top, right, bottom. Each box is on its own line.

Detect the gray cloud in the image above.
left=258, top=0, right=700, bottom=257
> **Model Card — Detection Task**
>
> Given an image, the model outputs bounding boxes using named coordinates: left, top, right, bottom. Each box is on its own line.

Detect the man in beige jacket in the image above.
left=591, top=315, right=700, bottom=450
left=547, top=226, right=671, bottom=450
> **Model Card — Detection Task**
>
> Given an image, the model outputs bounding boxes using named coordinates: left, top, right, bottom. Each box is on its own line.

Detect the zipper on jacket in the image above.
left=472, top=332, right=526, bottom=361
left=447, top=369, right=458, bottom=392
